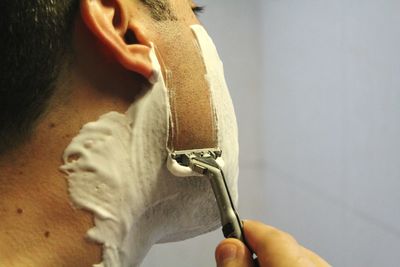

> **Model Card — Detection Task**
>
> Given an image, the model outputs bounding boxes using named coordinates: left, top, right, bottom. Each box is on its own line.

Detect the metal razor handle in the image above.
left=190, top=156, right=244, bottom=241
left=171, top=150, right=259, bottom=266
left=191, top=155, right=260, bottom=266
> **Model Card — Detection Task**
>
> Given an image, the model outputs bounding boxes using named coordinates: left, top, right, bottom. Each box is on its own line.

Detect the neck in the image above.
left=0, top=78, right=132, bottom=266
left=0, top=117, right=102, bottom=266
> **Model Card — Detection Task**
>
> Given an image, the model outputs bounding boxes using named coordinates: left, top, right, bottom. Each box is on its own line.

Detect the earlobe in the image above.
left=80, top=0, right=153, bottom=79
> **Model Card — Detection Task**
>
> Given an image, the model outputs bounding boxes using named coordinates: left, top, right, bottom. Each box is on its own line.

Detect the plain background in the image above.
left=142, top=1, right=400, bottom=266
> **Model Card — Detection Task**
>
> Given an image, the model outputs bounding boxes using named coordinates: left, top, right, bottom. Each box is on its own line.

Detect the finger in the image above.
left=300, top=246, right=331, bottom=267
left=243, top=220, right=310, bottom=267
left=215, top=238, right=254, bottom=267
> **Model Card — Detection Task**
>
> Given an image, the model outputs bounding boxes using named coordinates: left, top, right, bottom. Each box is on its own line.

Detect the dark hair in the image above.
left=0, top=0, right=79, bottom=153
left=0, top=0, right=175, bottom=154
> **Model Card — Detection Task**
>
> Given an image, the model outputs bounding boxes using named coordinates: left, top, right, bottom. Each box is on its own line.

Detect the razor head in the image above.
left=170, top=148, right=222, bottom=167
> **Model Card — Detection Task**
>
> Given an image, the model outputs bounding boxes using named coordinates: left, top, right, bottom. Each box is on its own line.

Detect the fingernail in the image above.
left=217, top=243, right=238, bottom=264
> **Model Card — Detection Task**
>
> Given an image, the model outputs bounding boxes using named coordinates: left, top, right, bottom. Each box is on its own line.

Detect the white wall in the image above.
left=261, top=1, right=400, bottom=266
left=143, top=1, right=400, bottom=266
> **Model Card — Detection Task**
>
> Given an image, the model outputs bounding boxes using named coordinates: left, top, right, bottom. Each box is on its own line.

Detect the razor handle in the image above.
left=191, top=156, right=259, bottom=266
left=171, top=150, right=259, bottom=266
left=191, top=156, right=244, bottom=240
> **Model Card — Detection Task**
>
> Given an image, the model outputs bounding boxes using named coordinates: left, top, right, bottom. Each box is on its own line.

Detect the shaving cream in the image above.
left=60, top=25, right=239, bottom=267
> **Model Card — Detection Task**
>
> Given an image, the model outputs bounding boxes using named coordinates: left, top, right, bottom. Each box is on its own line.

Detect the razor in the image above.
left=171, top=149, right=259, bottom=265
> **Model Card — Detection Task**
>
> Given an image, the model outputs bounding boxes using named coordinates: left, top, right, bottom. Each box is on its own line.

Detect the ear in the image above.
left=80, top=0, right=153, bottom=79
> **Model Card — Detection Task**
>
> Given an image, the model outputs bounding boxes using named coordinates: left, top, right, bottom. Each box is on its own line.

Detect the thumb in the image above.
left=215, top=238, right=254, bottom=267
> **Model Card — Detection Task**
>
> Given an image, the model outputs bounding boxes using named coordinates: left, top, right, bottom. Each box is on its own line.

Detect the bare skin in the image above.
left=215, top=220, right=331, bottom=267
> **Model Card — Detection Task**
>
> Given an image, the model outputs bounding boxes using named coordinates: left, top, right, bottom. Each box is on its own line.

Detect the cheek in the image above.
left=153, top=23, right=217, bottom=151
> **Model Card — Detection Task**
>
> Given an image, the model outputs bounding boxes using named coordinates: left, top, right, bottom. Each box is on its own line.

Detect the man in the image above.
left=0, top=0, right=329, bottom=266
